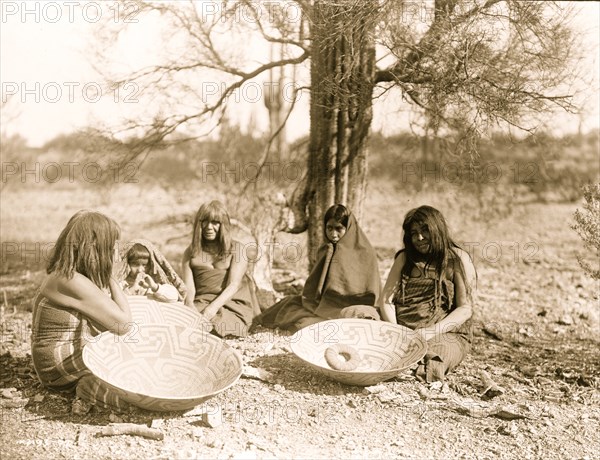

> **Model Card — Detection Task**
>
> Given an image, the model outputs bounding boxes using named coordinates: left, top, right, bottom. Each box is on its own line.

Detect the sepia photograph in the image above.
left=1, top=1, right=599, bottom=458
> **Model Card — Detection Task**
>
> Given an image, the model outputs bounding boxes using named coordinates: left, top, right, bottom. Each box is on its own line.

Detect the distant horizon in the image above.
left=8, top=122, right=598, bottom=154
left=2, top=1, right=599, bottom=148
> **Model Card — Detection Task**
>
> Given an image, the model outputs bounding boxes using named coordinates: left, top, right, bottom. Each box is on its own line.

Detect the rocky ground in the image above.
left=1, top=202, right=598, bottom=459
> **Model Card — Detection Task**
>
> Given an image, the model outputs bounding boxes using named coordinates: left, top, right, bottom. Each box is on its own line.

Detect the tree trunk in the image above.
left=305, top=1, right=377, bottom=268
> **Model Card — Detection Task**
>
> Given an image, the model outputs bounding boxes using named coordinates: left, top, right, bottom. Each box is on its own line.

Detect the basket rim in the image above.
left=82, top=323, right=243, bottom=402
left=289, top=318, right=427, bottom=376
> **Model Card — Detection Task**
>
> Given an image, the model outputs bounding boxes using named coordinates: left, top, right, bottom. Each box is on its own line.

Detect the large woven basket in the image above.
left=83, top=324, right=242, bottom=411
left=290, top=319, right=427, bottom=386
left=126, top=295, right=207, bottom=329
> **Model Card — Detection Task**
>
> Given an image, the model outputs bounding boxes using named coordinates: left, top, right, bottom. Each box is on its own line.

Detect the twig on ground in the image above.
left=481, top=324, right=505, bottom=341
left=95, top=423, right=164, bottom=440
left=447, top=401, right=532, bottom=420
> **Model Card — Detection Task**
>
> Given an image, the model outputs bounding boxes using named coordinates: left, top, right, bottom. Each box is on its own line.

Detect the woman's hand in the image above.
left=200, top=303, right=219, bottom=320
left=380, top=303, right=397, bottom=324
left=197, top=241, right=248, bottom=319
left=181, top=247, right=197, bottom=308
left=379, top=252, right=405, bottom=324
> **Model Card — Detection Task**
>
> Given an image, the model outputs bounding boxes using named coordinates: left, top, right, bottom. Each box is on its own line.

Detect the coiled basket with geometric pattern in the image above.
left=83, top=305, right=242, bottom=412
left=289, top=319, right=427, bottom=386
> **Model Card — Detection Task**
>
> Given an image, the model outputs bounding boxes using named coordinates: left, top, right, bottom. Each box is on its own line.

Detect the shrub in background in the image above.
left=572, top=182, right=600, bottom=280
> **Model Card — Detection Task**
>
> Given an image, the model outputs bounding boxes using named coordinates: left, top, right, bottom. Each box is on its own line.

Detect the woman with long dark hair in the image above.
left=380, top=205, right=477, bottom=382
left=31, top=210, right=133, bottom=412
left=182, top=200, right=259, bottom=337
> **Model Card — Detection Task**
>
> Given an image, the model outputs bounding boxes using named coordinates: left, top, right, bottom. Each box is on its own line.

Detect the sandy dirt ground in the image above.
left=1, top=199, right=598, bottom=460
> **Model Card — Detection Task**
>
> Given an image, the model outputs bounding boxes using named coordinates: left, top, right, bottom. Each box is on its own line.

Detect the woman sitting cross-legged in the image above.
left=182, top=200, right=259, bottom=337
left=31, top=210, right=134, bottom=413
left=380, top=205, right=477, bottom=383
left=253, top=204, right=381, bottom=333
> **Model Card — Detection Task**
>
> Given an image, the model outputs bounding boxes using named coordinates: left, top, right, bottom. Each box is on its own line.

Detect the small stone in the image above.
left=72, top=398, right=92, bottom=415
left=1, top=388, right=17, bottom=399
left=364, top=384, right=386, bottom=394
left=1, top=398, right=28, bottom=408
left=242, top=366, right=275, bottom=383
left=192, top=427, right=203, bottom=438
left=109, top=412, right=123, bottom=423
left=377, top=391, right=397, bottom=403
left=497, top=424, right=518, bottom=436
left=151, top=418, right=164, bottom=429
left=557, top=314, right=574, bottom=326
left=429, top=381, right=443, bottom=391
left=202, top=405, right=223, bottom=428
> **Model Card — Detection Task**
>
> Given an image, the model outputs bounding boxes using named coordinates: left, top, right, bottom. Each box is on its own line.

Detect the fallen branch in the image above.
left=448, top=402, right=531, bottom=420
left=481, top=324, right=504, bottom=341
left=95, top=423, right=164, bottom=440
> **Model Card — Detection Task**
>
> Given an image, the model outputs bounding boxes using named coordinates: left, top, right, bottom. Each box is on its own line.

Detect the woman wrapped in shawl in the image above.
left=182, top=200, right=259, bottom=338
left=380, top=205, right=477, bottom=382
left=253, top=204, right=381, bottom=332
left=118, top=239, right=187, bottom=302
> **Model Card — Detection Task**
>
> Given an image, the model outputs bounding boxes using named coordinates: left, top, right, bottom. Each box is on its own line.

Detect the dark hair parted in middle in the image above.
left=323, top=204, right=350, bottom=230
left=191, top=200, right=232, bottom=258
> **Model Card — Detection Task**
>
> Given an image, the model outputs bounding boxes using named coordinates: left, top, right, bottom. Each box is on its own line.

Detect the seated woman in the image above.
left=380, top=205, right=477, bottom=383
left=253, top=204, right=381, bottom=333
left=31, top=210, right=133, bottom=412
left=118, top=239, right=187, bottom=303
left=182, top=200, right=259, bottom=337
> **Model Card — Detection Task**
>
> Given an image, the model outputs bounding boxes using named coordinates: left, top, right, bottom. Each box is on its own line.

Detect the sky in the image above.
left=1, top=1, right=599, bottom=148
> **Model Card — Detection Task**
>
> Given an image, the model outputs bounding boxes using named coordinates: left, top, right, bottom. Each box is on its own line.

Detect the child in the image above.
left=119, top=239, right=187, bottom=303
left=380, top=205, right=477, bottom=382
left=253, top=204, right=381, bottom=332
